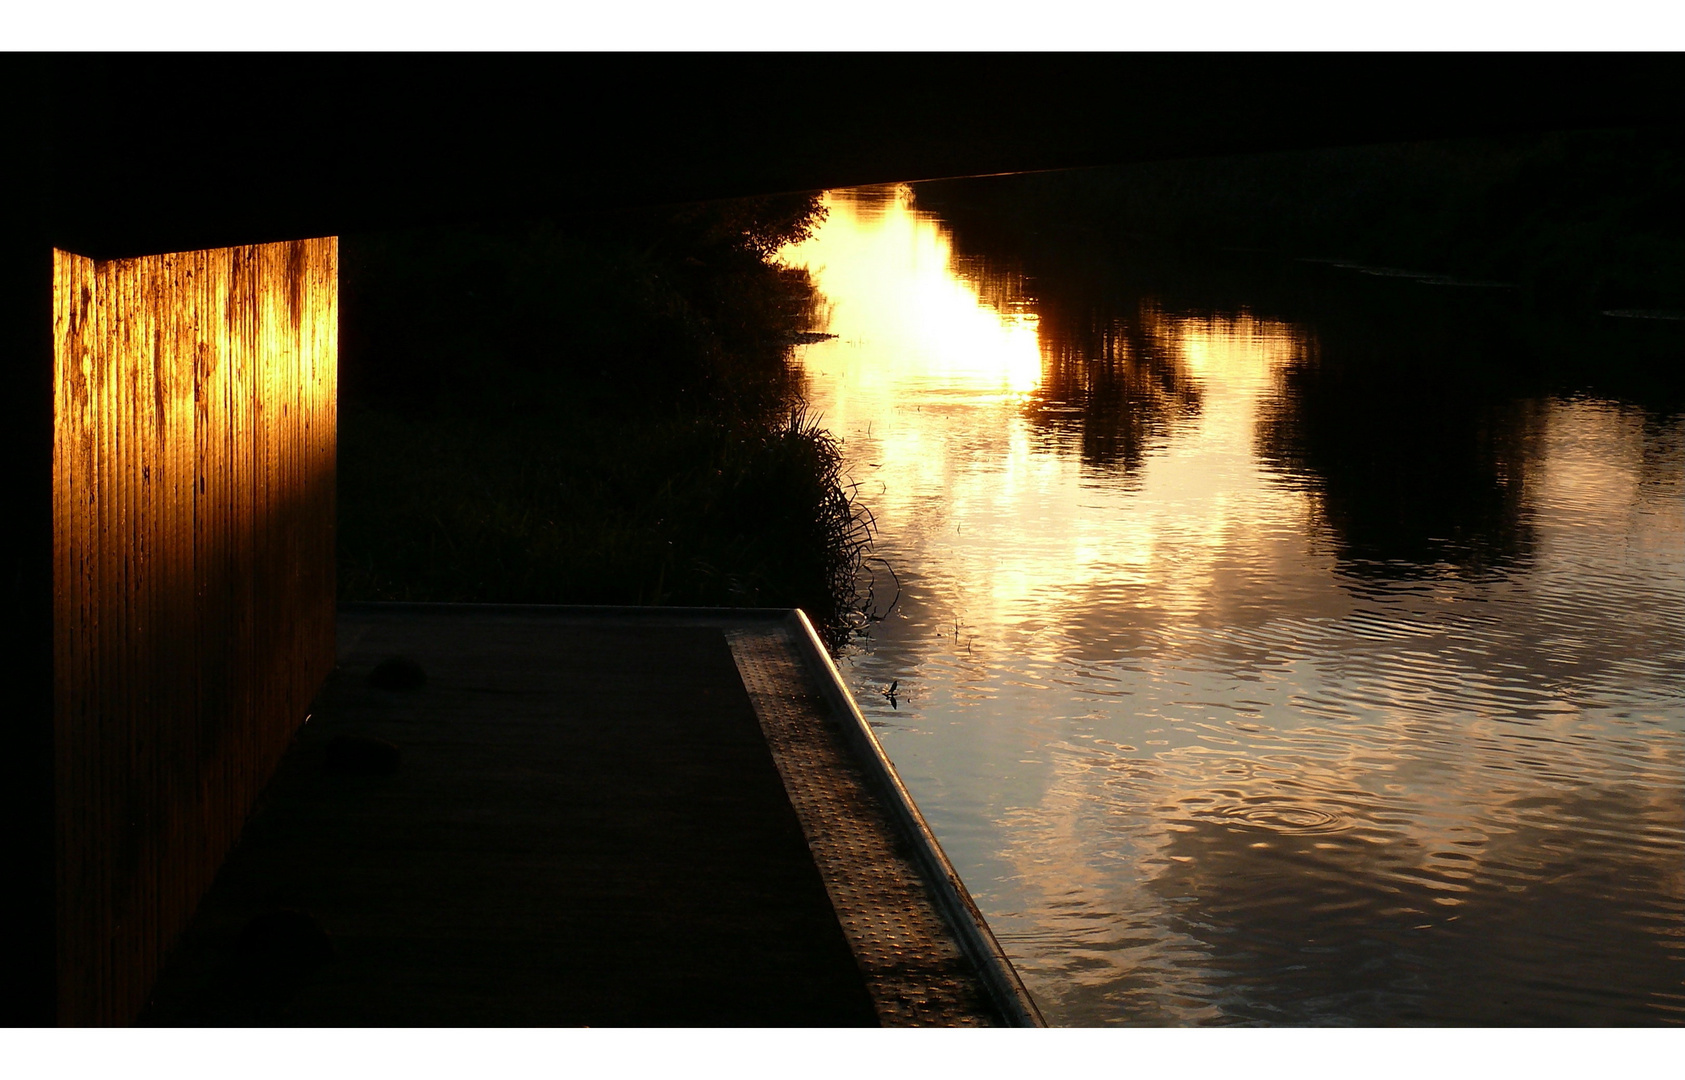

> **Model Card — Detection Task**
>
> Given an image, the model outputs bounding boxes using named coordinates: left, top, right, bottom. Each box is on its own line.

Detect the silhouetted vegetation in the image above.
left=336, top=194, right=872, bottom=645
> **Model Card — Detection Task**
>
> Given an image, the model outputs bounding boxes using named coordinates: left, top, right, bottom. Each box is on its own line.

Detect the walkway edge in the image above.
left=333, top=601, right=1046, bottom=1027
left=783, top=609, right=1047, bottom=1028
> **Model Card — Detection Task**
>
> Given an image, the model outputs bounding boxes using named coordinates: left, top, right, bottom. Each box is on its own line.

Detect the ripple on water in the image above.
left=797, top=193, right=1685, bottom=1026
left=1198, top=801, right=1350, bottom=834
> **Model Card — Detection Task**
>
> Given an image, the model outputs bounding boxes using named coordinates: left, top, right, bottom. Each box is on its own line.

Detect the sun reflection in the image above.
left=783, top=186, right=1321, bottom=644
left=781, top=186, right=1042, bottom=402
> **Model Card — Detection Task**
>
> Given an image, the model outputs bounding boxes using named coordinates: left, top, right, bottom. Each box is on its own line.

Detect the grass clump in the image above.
left=336, top=194, right=873, bottom=647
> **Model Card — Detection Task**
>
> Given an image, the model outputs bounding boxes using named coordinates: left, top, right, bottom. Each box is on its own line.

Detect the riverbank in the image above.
left=915, top=125, right=1685, bottom=317
left=336, top=196, right=872, bottom=646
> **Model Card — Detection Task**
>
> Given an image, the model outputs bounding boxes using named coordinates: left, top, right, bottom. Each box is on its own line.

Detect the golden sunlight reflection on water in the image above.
left=780, top=186, right=1685, bottom=1026
left=786, top=185, right=1042, bottom=403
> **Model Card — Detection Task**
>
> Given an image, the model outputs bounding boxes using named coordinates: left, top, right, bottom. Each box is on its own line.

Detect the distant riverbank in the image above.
left=915, top=125, right=1685, bottom=317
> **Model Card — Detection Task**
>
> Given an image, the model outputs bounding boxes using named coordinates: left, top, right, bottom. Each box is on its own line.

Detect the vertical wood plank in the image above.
left=52, top=238, right=337, bottom=1025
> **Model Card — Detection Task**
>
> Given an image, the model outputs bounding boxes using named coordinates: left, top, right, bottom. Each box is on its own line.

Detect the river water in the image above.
left=779, top=184, right=1685, bottom=1026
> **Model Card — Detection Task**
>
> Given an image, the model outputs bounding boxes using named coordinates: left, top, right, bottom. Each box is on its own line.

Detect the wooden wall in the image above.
left=51, top=238, right=337, bottom=1026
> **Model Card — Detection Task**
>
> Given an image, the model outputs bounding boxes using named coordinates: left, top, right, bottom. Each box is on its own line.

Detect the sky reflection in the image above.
left=780, top=186, right=1684, bottom=1026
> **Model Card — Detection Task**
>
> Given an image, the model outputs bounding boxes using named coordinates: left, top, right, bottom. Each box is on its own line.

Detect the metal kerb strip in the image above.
left=783, top=610, right=1046, bottom=1028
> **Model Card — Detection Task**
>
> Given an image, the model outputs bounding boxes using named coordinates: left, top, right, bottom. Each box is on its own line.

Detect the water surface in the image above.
left=781, top=185, right=1685, bottom=1026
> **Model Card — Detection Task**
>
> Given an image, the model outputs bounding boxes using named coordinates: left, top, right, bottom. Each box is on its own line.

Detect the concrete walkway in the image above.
left=140, top=605, right=1039, bottom=1027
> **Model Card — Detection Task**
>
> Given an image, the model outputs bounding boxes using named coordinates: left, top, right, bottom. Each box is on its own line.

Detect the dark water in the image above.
left=781, top=186, right=1685, bottom=1025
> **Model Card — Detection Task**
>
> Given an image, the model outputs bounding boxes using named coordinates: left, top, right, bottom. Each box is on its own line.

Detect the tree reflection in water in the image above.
left=1252, top=312, right=1544, bottom=579
left=1027, top=304, right=1204, bottom=475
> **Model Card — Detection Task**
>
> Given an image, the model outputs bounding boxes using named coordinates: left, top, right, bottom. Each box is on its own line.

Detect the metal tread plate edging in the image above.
left=781, top=609, right=1046, bottom=1028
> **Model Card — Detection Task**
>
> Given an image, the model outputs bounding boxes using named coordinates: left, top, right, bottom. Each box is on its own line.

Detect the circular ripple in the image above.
left=1202, top=803, right=1349, bottom=834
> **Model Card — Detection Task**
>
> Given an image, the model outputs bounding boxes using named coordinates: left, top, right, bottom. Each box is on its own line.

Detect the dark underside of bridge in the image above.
left=13, top=53, right=1685, bottom=260
left=4, top=51, right=1683, bottom=1025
